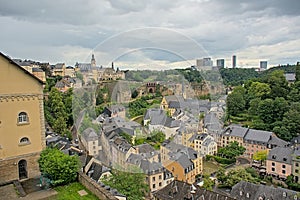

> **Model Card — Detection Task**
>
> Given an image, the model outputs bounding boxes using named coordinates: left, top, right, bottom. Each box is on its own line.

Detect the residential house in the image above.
left=220, top=125, right=248, bottom=147
left=103, top=105, right=126, bottom=119
left=126, top=154, right=170, bottom=192
left=220, top=125, right=288, bottom=159
left=102, top=116, right=142, bottom=138
left=266, top=147, right=293, bottom=179
left=189, top=133, right=217, bottom=156
left=153, top=180, right=234, bottom=200
left=84, top=157, right=111, bottom=182
left=55, top=76, right=76, bottom=92
left=292, top=148, right=300, bottom=183
left=110, top=137, right=136, bottom=169
left=203, top=112, right=223, bottom=142
left=32, top=68, right=46, bottom=82
left=0, top=52, right=46, bottom=184
left=135, top=143, right=159, bottom=163
left=230, top=181, right=299, bottom=200
left=243, top=129, right=288, bottom=158
left=52, top=63, right=66, bottom=77
left=160, top=95, right=184, bottom=116
left=144, top=108, right=181, bottom=139
left=160, top=140, right=203, bottom=184
left=81, top=128, right=100, bottom=156
left=65, top=66, right=76, bottom=77
left=174, top=125, right=197, bottom=147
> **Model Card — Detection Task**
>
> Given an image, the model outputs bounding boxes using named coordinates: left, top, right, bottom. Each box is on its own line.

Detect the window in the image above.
left=272, top=168, right=275, bottom=172
left=152, top=177, right=155, bottom=182
left=18, top=112, right=29, bottom=123
left=159, top=175, right=162, bottom=180
left=272, top=162, right=275, bottom=166
left=296, top=163, right=299, bottom=167
left=283, top=158, right=287, bottom=162
left=282, top=164, right=286, bottom=169
left=159, top=182, right=162, bottom=187
left=296, top=169, right=299, bottom=173
left=282, top=170, right=286, bottom=174
left=272, top=155, right=276, bottom=159
left=152, top=184, right=156, bottom=189
left=19, top=137, right=30, bottom=145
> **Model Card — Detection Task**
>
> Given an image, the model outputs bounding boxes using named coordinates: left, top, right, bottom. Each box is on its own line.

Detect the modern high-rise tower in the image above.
left=260, top=61, right=267, bottom=70
left=232, top=55, right=236, bottom=68
left=216, top=59, right=225, bottom=68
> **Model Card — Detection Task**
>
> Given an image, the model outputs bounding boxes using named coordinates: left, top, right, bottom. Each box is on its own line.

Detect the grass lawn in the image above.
left=203, top=161, right=221, bottom=176
left=52, top=182, right=99, bottom=200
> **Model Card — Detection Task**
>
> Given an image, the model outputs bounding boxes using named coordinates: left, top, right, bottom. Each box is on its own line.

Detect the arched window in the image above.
left=20, top=137, right=30, bottom=144
left=18, top=112, right=28, bottom=123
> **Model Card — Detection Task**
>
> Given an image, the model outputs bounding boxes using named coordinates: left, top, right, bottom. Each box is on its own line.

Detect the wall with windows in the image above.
left=0, top=53, right=45, bottom=184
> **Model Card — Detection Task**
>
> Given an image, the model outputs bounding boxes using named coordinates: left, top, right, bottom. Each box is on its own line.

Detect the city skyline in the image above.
left=0, top=0, right=299, bottom=69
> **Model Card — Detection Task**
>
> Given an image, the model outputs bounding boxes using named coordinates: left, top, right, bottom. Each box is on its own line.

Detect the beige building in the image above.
left=189, top=133, right=217, bottom=156
left=80, top=128, right=100, bottom=156
left=0, top=52, right=46, bottom=184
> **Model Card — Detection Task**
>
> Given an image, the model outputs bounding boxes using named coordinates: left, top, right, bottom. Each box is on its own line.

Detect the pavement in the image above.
left=0, top=181, right=57, bottom=200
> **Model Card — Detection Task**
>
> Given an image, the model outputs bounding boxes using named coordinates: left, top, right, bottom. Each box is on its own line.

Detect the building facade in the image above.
left=0, top=52, right=46, bottom=184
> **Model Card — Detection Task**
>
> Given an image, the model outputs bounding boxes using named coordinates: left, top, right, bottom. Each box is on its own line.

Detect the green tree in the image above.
left=101, top=170, right=149, bottom=200
left=38, top=148, right=80, bottom=186
left=226, top=86, right=246, bottom=116
left=253, top=150, right=267, bottom=163
left=282, top=102, right=300, bottom=140
left=217, top=141, right=245, bottom=160
left=296, top=64, right=300, bottom=82
left=216, top=168, right=226, bottom=184
left=248, top=81, right=271, bottom=100
left=222, top=168, right=259, bottom=188
left=264, top=70, right=289, bottom=99
left=288, top=81, right=300, bottom=102
left=202, top=175, right=215, bottom=191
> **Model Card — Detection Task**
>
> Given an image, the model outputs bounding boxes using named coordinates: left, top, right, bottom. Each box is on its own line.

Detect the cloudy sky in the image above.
left=0, top=0, right=300, bottom=70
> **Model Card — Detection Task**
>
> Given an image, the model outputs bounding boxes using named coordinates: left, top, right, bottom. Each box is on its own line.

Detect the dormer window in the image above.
left=18, top=112, right=29, bottom=124
left=246, top=193, right=250, bottom=198
left=272, top=155, right=276, bottom=159
left=240, top=191, right=243, bottom=196
left=283, top=158, right=287, bottom=162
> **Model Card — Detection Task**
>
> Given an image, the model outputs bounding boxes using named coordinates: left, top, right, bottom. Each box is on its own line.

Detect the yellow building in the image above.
left=0, top=52, right=46, bottom=184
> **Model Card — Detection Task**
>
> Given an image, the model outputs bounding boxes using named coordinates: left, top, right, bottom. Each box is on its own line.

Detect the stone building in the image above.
left=0, top=52, right=46, bottom=184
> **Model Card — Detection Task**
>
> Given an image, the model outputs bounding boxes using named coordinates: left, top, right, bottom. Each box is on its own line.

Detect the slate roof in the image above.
left=268, top=135, right=288, bottom=147
left=144, top=108, right=167, bottom=125
left=136, top=143, right=156, bottom=154
left=54, top=63, right=64, bottom=69
left=82, top=128, right=98, bottom=142
left=167, top=151, right=194, bottom=171
left=230, top=181, right=299, bottom=200
left=153, top=180, right=234, bottom=200
left=267, top=147, right=293, bottom=165
left=223, top=125, right=249, bottom=138
left=244, top=129, right=272, bottom=143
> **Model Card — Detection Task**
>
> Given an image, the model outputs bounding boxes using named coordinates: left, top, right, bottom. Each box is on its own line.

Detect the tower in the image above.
left=91, top=54, right=96, bottom=67
left=232, top=55, right=236, bottom=68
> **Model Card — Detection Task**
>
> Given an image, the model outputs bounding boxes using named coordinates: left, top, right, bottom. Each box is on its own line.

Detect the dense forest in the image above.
left=226, top=65, right=300, bottom=141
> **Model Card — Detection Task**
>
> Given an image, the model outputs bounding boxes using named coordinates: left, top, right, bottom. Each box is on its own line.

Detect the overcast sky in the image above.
left=0, top=0, right=300, bottom=70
